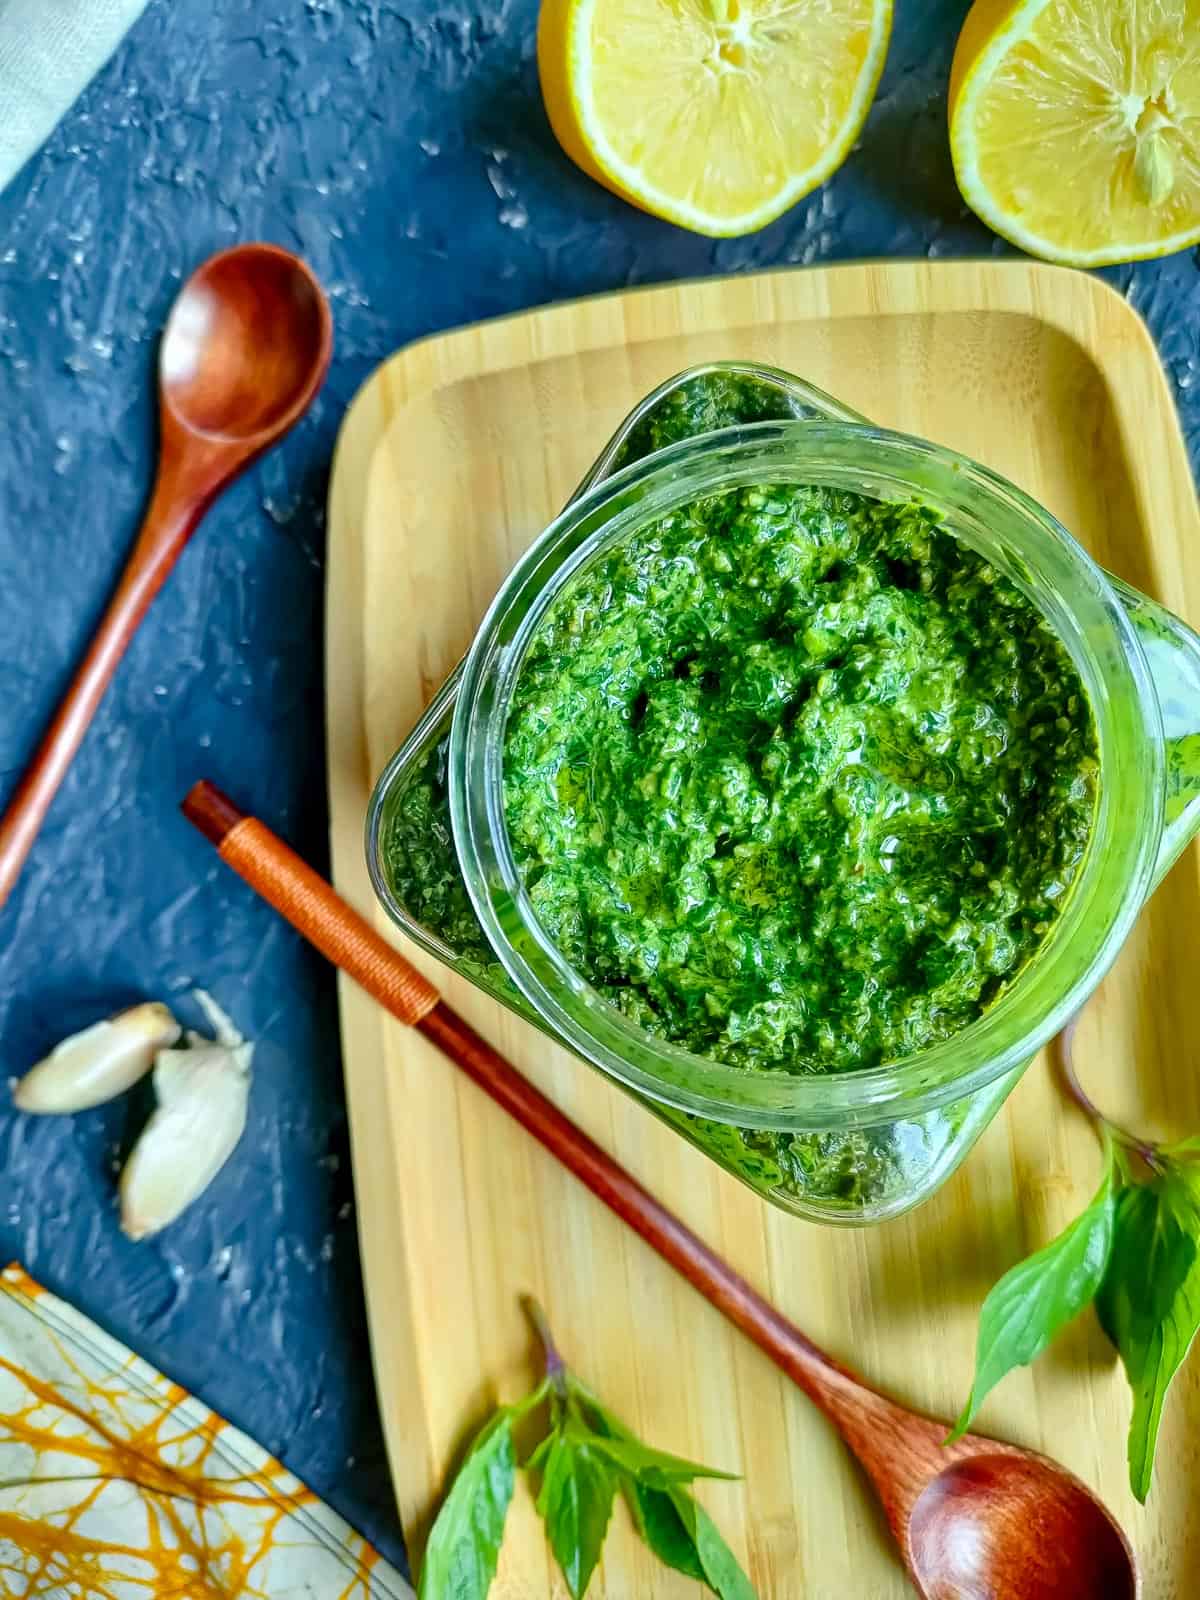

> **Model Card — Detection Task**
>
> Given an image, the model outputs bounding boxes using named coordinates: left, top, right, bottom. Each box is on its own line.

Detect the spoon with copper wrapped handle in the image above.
left=184, top=778, right=1139, bottom=1600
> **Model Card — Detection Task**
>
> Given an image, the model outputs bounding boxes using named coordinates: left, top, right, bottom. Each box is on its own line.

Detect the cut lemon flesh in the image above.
left=539, top=0, right=893, bottom=237
left=950, top=0, right=1200, bottom=266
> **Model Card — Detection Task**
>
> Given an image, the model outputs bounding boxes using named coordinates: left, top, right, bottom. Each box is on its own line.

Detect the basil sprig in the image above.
left=418, top=1299, right=756, bottom=1599
left=953, top=1025, right=1200, bottom=1501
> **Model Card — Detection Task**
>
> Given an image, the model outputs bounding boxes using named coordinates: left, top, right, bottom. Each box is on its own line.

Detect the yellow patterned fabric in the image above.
left=0, top=1264, right=412, bottom=1598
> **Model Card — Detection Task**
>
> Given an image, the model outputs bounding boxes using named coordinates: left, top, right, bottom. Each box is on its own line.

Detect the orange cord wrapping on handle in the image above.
left=219, top=817, right=440, bottom=1026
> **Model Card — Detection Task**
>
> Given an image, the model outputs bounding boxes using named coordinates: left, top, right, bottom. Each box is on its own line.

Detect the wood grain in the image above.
left=326, top=262, right=1200, bottom=1599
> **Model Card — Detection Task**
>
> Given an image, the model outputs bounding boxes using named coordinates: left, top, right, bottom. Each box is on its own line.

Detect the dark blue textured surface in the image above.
left=0, top=0, right=1196, bottom=1579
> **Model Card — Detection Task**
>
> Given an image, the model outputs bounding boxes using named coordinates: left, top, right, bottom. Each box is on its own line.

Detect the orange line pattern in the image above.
left=0, top=1265, right=411, bottom=1598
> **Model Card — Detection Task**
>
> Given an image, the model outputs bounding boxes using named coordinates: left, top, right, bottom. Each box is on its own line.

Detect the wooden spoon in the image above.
left=0, top=244, right=332, bottom=908
left=184, top=780, right=1140, bottom=1600
left=794, top=1358, right=1137, bottom=1599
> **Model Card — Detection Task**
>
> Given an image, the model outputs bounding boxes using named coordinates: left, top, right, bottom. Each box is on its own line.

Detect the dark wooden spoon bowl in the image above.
left=0, top=244, right=331, bottom=909
left=908, top=1452, right=1136, bottom=1599
left=160, top=243, right=331, bottom=441
left=721, top=1279, right=1140, bottom=1600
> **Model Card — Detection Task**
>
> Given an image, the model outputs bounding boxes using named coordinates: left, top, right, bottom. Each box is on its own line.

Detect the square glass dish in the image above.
left=364, top=361, right=1200, bottom=1225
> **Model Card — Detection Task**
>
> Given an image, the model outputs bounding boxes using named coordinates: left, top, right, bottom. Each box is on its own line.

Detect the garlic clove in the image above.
left=13, top=1002, right=182, bottom=1115
left=119, top=1035, right=253, bottom=1241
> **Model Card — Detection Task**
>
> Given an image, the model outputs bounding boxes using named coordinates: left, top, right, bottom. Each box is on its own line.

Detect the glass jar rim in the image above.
left=451, top=423, right=1163, bottom=1130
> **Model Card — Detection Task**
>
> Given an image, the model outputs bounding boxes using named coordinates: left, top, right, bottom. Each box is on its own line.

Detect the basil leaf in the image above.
left=624, top=1481, right=707, bottom=1582
left=586, top=1432, right=738, bottom=1487
left=571, top=1388, right=736, bottom=1484
left=1097, top=1180, right=1196, bottom=1354
left=419, top=1411, right=517, bottom=1600
left=668, top=1486, right=757, bottom=1600
left=1097, top=1172, right=1200, bottom=1501
left=948, top=1158, right=1116, bottom=1443
left=535, top=1428, right=618, bottom=1599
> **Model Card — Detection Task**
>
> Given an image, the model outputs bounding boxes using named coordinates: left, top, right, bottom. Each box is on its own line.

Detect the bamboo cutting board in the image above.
left=326, top=262, right=1200, bottom=1599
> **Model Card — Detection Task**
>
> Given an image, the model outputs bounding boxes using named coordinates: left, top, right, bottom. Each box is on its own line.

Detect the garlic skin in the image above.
left=13, top=1003, right=182, bottom=1115
left=190, top=988, right=244, bottom=1049
left=119, top=1025, right=253, bottom=1242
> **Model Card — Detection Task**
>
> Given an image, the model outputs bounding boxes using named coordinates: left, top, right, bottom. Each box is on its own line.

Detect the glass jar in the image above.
left=366, top=364, right=1200, bottom=1224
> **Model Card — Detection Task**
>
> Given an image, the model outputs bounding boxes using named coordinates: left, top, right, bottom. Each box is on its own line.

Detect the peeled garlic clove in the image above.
left=13, top=1002, right=182, bottom=1114
left=119, top=1037, right=253, bottom=1241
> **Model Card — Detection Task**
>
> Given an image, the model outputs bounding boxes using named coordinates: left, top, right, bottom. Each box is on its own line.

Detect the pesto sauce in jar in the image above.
left=379, top=370, right=1100, bottom=1214
left=504, top=485, right=1098, bottom=1075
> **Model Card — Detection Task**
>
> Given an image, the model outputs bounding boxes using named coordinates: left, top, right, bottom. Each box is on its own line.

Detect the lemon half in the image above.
left=950, top=0, right=1200, bottom=267
left=538, top=0, right=893, bottom=238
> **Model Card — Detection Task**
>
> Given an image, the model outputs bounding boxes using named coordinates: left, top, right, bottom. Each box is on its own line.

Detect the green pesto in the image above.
left=1118, top=587, right=1200, bottom=828
left=612, top=370, right=812, bottom=468
left=503, top=484, right=1098, bottom=1076
left=379, top=371, right=813, bottom=1003
left=1169, top=735, right=1200, bottom=823
left=382, top=371, right=1100, bottom=1209
left=380, top=729, right=510, bottom=992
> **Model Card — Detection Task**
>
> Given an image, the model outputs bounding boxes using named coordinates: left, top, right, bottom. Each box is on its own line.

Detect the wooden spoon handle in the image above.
left=182, top=781, right=921, bottom=1456
left=0, top=472, right=203, bottom=909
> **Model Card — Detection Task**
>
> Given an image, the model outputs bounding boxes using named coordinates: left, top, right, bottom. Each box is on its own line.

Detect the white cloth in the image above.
left=0, top=1264, right=414, bottom=1596
left=0, top=0, right=152, bottom=190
